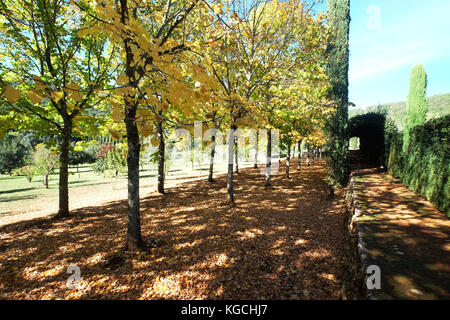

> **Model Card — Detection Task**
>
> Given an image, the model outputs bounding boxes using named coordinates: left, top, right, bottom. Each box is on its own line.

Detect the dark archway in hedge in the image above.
left=348, top=113, right=386, bottom=167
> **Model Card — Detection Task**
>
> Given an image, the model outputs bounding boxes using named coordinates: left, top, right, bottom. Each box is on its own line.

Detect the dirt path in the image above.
left=351, top=169, right=450, bottom=299
left=0, top=159, right=347, bottom=300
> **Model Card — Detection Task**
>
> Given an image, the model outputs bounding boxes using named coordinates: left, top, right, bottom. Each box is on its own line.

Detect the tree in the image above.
left=31, top=143, right=59, bottom=189
left=236, top=0, right=330, bottom=187
left=156, top=114, right=165, bottom=194
left=0, top=132, right=26, bottom=175
left=202, top=11, right=249, bottom=203
left=202, top=106, right=226, bottom=183
left=104, top=144, right=127, bottom=178
left=77, top=0, right=217, bottom=250
left=204, top=0, right=327, bottom=196
left=325, top=0, right=351, bottom=188
left=0, top=0, right=119, bottom=217
left=16, top=164, right=36, bottom=182
left=403, top=64, right=428, bottom=152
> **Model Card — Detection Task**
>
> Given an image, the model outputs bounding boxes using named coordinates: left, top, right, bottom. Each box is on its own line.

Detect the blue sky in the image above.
left=320, top=0, right=450, bottom=108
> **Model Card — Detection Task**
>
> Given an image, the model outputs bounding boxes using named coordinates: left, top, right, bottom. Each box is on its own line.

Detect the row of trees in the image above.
left=0, top=130, right=100, bottom=185
left=0, top=134, right=59, bottom=187
left=0, top=0, right=345, bottom=250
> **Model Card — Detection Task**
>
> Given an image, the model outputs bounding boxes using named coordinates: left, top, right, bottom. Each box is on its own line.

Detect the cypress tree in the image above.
left=325, top=0, right=351, bottom=187
left=403, top=64, right=428, bottom=152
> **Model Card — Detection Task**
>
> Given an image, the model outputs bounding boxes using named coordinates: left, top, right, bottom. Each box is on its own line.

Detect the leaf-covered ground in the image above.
left=0, top=159, right=347, bottom=300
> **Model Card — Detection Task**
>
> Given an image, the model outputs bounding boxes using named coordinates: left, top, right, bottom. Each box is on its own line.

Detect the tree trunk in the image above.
left=254, top=130, right=258, bottom=168
left=57, top=123, right=72, bottom=217
left=125, top=109, right=142, bottom=250
left=122, top=0, right=143, bottom=251
left=157, top=119, right=165, bottom=194
left=265, top=129, right=272, bottom=187
left=44, top=174, right=49, bottom=189
left=297, top=140, right=302, bottom=170
left=234, top=136, right=239, bottom=174
left=208, top=135, right=216, bottom=183
left=306, top=146, right=311, bottom=166
left=227, top=126, right=235, bottom=203
left=286, top=142, right=291, bottom=179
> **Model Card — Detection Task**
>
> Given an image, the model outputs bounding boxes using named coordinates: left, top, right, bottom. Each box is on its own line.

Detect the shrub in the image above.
left=15, top=164, right=37, bottom=182
left=69, top=148, right=97, bottom=170
left=92, top=143, right=126, bottom=177
left=96, top=143, right=115, bottom=159
left=104, top=145, right=127, bottom=178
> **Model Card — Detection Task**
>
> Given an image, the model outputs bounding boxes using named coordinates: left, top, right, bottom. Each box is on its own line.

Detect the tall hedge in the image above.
left=403, top=64, right=428, bottom=152
left=388, top=115, right=450, bottom=216
left=325, top=0, right=351, bottom=187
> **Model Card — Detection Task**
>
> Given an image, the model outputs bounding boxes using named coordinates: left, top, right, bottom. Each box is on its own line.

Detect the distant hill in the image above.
left=349, top=93, right=450, bottom=129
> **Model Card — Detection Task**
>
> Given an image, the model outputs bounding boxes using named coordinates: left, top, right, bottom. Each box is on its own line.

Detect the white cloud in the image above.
left=349, top=42, right=447, bottom=83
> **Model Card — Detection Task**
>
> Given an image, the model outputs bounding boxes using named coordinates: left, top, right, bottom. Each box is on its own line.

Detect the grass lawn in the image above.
left=0, top=164, right=147, bottom=205
left=0, top=157, right=256, bottom=219
left=1, top=165, right=114, bottom=203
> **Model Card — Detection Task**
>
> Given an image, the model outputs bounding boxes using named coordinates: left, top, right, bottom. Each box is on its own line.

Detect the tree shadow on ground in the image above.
left=0, top=194, right=38, bottom=202
left=353, top=169, right=450, bottom=299
left=0, top=187, right=36, bottom=195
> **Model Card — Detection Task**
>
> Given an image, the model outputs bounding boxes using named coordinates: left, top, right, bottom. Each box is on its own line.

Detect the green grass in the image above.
left=0, top=165, right=125, bottom=203
left=0, top=157, right=254, bottom=206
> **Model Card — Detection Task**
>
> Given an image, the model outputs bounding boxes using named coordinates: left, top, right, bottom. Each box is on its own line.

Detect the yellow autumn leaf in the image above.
left=35, top=82, right=48, bottom=91
left=117, top=75, right=129, bottom=86
left=137, top=108, right=152, bottom=120
left=112, top=105, right=122, bottom=123
left=140, top=124, right=154, bottom=137
left=3, top=86, right=22, bottom=103
left=77, top=28, right=90, bottom=37
left=28, top=91, right=43, bottom=104
left=116, top=87, right=129, bottom=95
left=110, top=129, right=121, bottom=140
left=73, top=92, right=84, bottom=102
left=33, top=75, right=43, bottom=83
left=32, top=75, right=47, bottom=90
left=51, top=91, right=64, bottom=102
left=150, top=136, right=160, bottom=146
left=66, top=82, right=81, bottom=91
